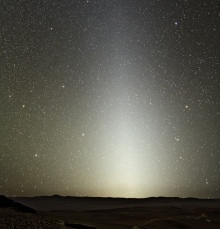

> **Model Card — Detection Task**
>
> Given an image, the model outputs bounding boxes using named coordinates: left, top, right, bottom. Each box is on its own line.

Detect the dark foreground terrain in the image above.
left=1, top=195, right=220, bottom=229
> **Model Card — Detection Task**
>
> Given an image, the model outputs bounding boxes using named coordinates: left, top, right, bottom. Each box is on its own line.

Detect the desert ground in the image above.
left=1, top=195, right=220, bottom=228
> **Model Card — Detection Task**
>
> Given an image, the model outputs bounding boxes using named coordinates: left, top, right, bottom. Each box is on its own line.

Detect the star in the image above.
left=0, top=0, right=219, bottom=199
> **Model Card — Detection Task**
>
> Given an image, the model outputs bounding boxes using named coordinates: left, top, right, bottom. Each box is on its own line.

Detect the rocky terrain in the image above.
left=1, top=195, right=220, bottom=228
left=0, top=208, right=66, bottom=229
left=0, top=195, right=72, bottom=229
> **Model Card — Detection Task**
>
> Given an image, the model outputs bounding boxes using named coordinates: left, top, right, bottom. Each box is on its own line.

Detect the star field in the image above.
left=0, top=0, right=220, bottom=198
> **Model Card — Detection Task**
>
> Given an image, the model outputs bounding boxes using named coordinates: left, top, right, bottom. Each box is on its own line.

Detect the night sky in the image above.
left=1, top=0, right=220, bottom=198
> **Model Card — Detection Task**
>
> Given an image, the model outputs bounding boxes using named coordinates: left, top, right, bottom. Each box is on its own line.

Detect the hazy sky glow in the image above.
left=1, top=0, right=220, bottom=198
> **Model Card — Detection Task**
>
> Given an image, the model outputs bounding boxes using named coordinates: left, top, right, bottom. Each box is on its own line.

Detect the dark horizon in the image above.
left=1, top=190, right=220, bottom=228
left=4, top=194, right=220, bottom=200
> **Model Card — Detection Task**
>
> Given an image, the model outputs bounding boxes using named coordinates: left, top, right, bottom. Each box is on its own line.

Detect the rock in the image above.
left=0, top=208, right=63, bottom=229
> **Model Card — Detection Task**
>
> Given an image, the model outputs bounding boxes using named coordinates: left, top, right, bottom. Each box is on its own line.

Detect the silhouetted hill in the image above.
left=10, top=195, right=220, bottom=212
left=0, top=195, right=36, bottom=213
